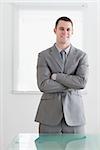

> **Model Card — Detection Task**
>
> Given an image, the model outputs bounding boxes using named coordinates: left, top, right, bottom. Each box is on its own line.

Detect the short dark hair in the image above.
left=55, top=16, right=73, bottom=28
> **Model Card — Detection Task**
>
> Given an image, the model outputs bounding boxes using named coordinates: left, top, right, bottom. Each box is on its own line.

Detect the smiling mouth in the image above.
left=61, top=36, right=69, bottom=39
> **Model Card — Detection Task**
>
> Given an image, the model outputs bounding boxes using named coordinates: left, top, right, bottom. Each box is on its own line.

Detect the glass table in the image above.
left=8, top=133, right=100, bottom=150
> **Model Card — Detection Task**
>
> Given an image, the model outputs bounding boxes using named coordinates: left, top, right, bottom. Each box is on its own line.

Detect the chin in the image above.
left=61, top=41, right=68, bottom=44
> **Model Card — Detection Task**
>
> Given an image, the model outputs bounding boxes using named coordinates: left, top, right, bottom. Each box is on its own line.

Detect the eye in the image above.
left=67, top=28, right=70, bottom=31
left=59, top=27, right=64, bottom=31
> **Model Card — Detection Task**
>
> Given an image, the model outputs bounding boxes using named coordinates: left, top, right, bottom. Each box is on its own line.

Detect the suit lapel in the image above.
left=50, top=45, right=64, bottom=70
left=49, top=44, right=76, bottom=73
left=64, top=45, right=76, bottom=73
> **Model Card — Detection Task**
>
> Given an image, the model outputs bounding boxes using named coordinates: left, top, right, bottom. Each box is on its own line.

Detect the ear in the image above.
left=54, top=28, right=56, bottom=34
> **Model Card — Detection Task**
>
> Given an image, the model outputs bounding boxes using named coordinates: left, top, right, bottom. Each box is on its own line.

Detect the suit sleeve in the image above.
left=55, top=53, right=89, bottom=89
left=37, top=53, right=67, bottom=93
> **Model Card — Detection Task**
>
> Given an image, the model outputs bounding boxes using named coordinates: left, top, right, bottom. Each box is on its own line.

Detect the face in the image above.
left=54, top=20, right=73, bottom=45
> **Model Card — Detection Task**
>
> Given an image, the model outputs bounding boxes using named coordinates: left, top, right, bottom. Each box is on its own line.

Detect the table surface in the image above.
left=8, top=133, right=100, bottom=150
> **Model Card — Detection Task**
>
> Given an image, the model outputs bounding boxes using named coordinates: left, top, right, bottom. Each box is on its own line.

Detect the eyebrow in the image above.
left=59, top=27, right=71, bottom=29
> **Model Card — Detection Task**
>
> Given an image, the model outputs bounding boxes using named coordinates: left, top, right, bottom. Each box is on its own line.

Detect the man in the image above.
left=35, top=16, right=89, bottom=134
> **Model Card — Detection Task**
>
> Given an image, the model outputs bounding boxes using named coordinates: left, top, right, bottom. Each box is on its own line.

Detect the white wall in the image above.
left=97, top=0, right=100, bottom=131
left=0, top=3, right=40, bottom=150
left=0, top=3, right=4, bottom=150
left=82, top=2, right=99, bottom=134
left=0, top=1, right=100, bottom=150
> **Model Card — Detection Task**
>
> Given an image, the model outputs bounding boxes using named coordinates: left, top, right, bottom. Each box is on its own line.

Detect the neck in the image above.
left=56, top=42, right=70, bottom=50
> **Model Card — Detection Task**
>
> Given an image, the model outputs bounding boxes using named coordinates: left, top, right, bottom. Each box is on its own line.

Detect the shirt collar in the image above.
left=55, top=43, right=71, bottom=55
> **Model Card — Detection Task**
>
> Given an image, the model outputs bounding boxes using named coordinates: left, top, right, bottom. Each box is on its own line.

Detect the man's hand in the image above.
left=51, top=73, right=57, bottom=80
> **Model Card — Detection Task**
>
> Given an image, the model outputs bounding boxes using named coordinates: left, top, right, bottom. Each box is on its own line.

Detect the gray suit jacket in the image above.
left=35, top=44, right=89, bottom=126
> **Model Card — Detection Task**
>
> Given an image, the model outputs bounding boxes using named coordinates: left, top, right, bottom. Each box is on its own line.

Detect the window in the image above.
left=13, top=3, right=85, bottom=92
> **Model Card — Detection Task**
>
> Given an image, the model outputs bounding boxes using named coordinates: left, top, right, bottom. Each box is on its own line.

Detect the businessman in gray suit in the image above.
left=35, top=16, right=89, bottom=134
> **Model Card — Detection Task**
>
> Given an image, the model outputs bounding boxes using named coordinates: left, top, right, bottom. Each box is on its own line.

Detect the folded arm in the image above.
left=53, top=53, right=89, bottom=89
left=37, top=53, right=67, bottom=93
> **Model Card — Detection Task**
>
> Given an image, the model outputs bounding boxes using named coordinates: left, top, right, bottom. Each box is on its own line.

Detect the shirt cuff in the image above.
left=51, top=74, right=57, bottom=80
